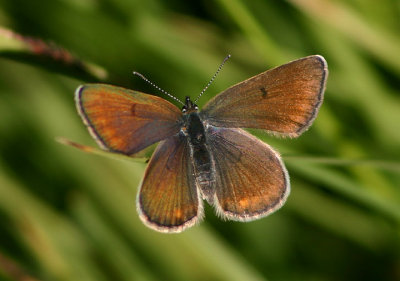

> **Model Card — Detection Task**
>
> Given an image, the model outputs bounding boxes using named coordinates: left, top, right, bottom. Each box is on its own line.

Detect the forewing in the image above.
left=137, top=135, right=202, bottom=233
left=207, top=127, right=289, bottom=221
left=76, top=84, right=182, bottom=155
left=201, top=55, right=327, bottom=137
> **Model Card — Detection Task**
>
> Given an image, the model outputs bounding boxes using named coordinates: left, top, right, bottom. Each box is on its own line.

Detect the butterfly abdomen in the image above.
left=185, top=112, right=215, bottom=203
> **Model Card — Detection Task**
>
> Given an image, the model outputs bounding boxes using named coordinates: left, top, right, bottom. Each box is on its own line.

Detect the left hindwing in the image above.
left=206, top=126, right=290, bottom=221
left=137, top=135, right=202, bottom=233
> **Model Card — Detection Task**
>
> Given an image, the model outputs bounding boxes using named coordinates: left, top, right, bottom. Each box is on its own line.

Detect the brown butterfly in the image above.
left=75, top=55, right=328, bottom=233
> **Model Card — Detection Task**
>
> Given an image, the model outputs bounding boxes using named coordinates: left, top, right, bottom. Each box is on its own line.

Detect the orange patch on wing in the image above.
left=238, top=198, right=249, bottom=209
left=174, top=209, right=183, bottom=219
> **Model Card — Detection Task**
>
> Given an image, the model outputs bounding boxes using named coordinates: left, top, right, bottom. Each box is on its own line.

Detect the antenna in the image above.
left=194, top=54, right=231, bottom=103
left=132, top=71, right=185, bottom=105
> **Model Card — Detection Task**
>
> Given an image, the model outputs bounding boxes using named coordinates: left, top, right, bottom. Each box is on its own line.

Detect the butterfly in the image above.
left=75, top=55, right=328, bottom=233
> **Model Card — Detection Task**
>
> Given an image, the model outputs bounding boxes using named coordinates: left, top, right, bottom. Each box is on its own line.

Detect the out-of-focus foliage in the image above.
left=0, top=0, right=399, bottom=280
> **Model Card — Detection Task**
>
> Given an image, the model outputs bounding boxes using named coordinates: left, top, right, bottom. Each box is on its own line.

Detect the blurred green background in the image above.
left=0, top=0, right=399, bottom=280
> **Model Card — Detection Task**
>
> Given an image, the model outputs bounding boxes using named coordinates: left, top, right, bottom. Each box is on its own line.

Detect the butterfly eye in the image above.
left=194, top=105, right=199, bottom=110
left=182, top=107, right=187, bottom=113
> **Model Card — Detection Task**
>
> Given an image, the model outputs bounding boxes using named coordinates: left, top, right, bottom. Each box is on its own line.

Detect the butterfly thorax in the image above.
left=182, top=98, right=215, bottom=204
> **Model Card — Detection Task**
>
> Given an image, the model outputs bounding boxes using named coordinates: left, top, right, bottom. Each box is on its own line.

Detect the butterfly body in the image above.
left=183, top=99, right=215, bottom=203
left=76, top=55, right=328, bottom=233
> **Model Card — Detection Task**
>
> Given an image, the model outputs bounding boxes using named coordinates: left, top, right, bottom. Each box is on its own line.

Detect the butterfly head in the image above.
left=182, top=96, right=198, bottom=114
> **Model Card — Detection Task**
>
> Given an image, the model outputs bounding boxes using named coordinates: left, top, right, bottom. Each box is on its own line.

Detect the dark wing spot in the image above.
left=131, top=104, right=137, bottom=116
left=260, top=87, right=268, bottom=98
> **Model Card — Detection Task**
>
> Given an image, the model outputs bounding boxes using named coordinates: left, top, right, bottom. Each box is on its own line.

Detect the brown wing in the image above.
left=76, top=84, right=182, bottom=155
left=201, top=55, right=328, bottom=137
left=137, top=135, right=202, bottom=233
left=207, top=127, right=289, bottom=221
